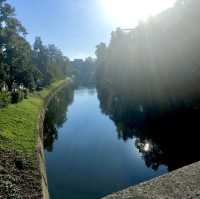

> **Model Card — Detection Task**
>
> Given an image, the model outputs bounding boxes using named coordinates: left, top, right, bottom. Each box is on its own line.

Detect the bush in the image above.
left=11, top=90, right=24, bottom=104
left=0, top=92, right=11, bottom=108
left=23, top=89, right=29, bottom=99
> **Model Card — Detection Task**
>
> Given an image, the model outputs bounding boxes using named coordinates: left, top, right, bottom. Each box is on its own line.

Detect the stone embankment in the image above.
left=102, top=161, right=200, bottom=199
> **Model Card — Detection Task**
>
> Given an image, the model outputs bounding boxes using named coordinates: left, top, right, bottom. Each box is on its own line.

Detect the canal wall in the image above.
left=0, top=79, right=70, bottom=198
left=36, top=80, right=69, bottom=199
left=102, top=160, right=200, bottom=199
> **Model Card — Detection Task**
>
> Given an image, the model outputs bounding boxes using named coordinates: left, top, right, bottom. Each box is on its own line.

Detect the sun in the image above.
left=101, top=0, right=176, bottom=28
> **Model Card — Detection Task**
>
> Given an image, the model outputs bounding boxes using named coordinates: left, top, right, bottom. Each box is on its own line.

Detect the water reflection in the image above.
left=135, top=139, right=164, bottom=171
left=44, top=88, right=168, bottom=199
left=44, top=87, right=200, bottom=199
left=98, top=88, right=200, bottom=171
left=44, top=85, right=74, bottom=151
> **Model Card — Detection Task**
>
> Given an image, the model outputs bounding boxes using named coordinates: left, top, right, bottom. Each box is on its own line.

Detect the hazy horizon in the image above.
left=8, top=0, right=176, bottom=60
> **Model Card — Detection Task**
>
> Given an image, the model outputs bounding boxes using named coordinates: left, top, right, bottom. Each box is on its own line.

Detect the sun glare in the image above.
left=101, top=0, right=176, bottom=28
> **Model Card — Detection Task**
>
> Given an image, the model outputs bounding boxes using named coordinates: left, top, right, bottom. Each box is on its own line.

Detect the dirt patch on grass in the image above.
left=0, top=150, right=42, bottom=199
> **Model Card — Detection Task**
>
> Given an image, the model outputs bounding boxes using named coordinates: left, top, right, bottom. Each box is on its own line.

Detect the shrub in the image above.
left=11, top=90, right=24, bottom=104
left=0, top=92, right=11, bottom=108
left=23, top=88, right=29, bottom=99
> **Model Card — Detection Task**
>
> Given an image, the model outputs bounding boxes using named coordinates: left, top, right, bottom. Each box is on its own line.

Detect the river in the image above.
left=44, top=87, right=168, bottom=199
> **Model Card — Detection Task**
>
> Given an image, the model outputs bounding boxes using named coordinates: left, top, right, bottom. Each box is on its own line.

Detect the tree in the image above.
left=0, top=0, right=37, bottom=88
left=96, top=0, right=200, bottom=115
left=0, top=0, right=72, bottom=93
left=71, top=57, right=97, bottom=87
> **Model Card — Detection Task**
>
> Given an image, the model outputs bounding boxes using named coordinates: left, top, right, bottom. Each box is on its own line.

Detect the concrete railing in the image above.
left=102, top=161, right=200, bottom=199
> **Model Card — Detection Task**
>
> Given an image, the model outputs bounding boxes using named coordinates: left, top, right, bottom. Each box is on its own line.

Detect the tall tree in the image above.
left=96, top=0, right=200, bottom=114
left=0, top=0, right=37, bottom=88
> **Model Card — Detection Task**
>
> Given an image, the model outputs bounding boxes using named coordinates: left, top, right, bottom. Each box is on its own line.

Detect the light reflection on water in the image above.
left=44, top=88, right=167, bottom=199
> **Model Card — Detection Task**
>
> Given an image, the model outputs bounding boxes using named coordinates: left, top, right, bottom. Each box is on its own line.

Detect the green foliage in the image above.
left=23, top=88, right=28, bottom=99
left=11, top=90, right=24, bottom=103
left=0, top=80, right=68, bottom=160
left=32, top=37, right=71, bottom=87
left=0, top=91, right=10, bottom=108
left=71, top=57, right=97, bottom=87
left=0, top=0, right=36, bottom=88
left=96, top=0, right=200, bottom=112
left=0, top=0, right=73, bottom=110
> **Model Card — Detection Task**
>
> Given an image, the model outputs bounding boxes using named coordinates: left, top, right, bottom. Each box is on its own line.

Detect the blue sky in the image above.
left=8, top=0, right=115, bottom=60
left=8, top=0, right=175, bottom=60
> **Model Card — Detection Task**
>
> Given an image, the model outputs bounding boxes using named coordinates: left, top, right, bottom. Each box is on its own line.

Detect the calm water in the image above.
left=44, top=88, right=168, bottom=199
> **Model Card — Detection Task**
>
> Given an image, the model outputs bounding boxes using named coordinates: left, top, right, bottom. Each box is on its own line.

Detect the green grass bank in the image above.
left=0, top=79, right=69, bottom=199
left=0, top=79, right=68, bottom=158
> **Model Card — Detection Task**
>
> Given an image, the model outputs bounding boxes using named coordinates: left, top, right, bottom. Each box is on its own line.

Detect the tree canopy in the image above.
left=0, top=0, right=71, bottom=90
left=71, top=57, right=97, bottom=87
left=96, top=0, right=200, bottom=113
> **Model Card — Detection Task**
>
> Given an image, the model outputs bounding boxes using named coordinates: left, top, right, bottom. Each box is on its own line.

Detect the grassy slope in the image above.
left=0, top=79, right=67, bottom=161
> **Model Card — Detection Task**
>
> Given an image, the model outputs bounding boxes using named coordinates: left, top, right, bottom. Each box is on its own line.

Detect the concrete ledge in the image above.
left=102, top=161, right=200, bottom=199
left=36, top=81, right=69, bottom=199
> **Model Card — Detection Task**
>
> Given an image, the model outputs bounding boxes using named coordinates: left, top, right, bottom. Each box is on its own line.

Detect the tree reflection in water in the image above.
left=97, top=88, right=200, bottom=171
left=43, top=85, right=74, bottom=152
left=44, top=84, right=200, bottom=171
